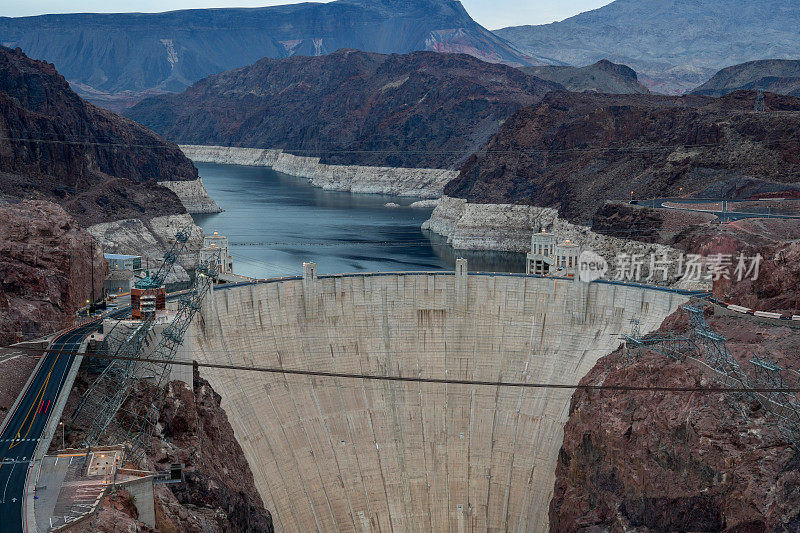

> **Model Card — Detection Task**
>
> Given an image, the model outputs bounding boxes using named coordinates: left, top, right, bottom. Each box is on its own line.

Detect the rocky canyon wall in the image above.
left=550, top=309, right=800, bottom=531
left=88, top=214, right=205, bottom=284
left=0, top=201, right=105, bottom=344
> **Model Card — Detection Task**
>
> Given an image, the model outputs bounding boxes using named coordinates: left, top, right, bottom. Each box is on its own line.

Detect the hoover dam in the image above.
left=188, top=266, right=687, bottom=531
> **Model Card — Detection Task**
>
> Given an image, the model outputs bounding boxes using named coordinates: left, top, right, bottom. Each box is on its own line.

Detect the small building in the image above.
left=554, top=239, right=580, bottom=276
left=104, top=269, right=133, bottom=296
left=131, top=287, right=166, bottom=319
left=199, top=231, right=234, bottom=275
left=526, top=230, right=556, bottom=275
left=105, top=253, right=142, bottom=273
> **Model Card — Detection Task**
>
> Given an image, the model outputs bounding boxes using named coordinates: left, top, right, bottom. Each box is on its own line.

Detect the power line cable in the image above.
left=11, top=346, right=799, bottom=394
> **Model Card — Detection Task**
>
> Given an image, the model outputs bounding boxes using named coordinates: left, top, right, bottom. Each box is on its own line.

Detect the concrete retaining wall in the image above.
left=189, top=273, right=685, bottom=532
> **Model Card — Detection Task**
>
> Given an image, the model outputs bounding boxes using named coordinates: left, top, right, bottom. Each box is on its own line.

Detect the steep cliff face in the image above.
left=147, top=367, right=274, bottom=532
left=521, top=60, right=649, bottom=94
left=87, top=213, right=206, bottom=285
left=713, top=242, right=800, bottom=315
left=58, top=365, right=273, bottom=532
left=444, top=90, right=800, bottom=225
left=549, top=309, right=800, bottom=531
left=692, top=59, right=800, bottom=97
left=0, top=45, right=196, bottom=226
left=496, top=0, right=800, bottom=94
left=126, top=50, right=561, bottom=169
left=0, top=201, right=105, bottom=345
left=0, top=0, right=539, bottom=110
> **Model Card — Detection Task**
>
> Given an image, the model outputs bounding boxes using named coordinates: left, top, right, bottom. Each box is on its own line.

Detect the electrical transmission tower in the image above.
left=122, top=254, right=219, bottom=463
left=622, top=317, right=695, bottom=364
left=624, top=302, right=800, bottom=449
left=71, top=226, right=204, bottom=457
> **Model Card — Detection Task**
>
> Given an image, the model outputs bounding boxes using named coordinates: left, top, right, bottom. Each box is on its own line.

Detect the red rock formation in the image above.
left=0, top=200, right=105, bottom=345
left=147, top=365, right=273, bottom=532
left=549, top=310, right=800, bottom=531
left=714, top=242, right=800, bottom=315
left=61, top=490, right=153, bottom=532
left=57, top=363, right=272, bottom=532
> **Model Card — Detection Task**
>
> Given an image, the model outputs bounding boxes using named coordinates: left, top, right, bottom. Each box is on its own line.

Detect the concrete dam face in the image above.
left=189, top=272, right=685, bottom=531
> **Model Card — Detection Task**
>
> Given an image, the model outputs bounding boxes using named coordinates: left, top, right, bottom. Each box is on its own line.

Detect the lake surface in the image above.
left=193, top=162, right=524, bottom=278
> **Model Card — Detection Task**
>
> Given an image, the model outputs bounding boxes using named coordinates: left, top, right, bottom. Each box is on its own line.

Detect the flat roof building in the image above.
left=526, top=230, right=556, bottom=275
left=104, top=253, right=142, bottom=273
left=554, top=239, right=580, bottom=276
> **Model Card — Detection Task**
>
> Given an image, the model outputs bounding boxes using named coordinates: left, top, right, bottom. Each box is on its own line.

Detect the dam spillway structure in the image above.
left=187, top=264, right=686, bottom=531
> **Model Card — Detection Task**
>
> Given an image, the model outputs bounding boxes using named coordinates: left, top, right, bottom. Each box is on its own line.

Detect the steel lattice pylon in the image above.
left=622, top=318, right=696, bottom=364
left=749, top=354, right=800, bottom=449
left=624, top=301, right=800, bottom=450
left=70, top=226, right=198, bottom=452
left=122, top=256, right=219, bottom=463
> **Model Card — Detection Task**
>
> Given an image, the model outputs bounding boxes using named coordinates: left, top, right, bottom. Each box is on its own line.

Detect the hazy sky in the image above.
left=1, top=0, right=614, bottom=29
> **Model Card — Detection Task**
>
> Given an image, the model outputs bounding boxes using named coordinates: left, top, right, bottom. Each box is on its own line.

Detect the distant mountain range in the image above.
left=692, top=60, right=800, bottom=97
left=125, top=49, right=560, bottom=169
left=496, top=0, right=800, bottom=94
left=0, top=45, right=194, bottom=226
left=0, top=0, right=538, bottom=111
left=521, top=60, right=648, bottom=94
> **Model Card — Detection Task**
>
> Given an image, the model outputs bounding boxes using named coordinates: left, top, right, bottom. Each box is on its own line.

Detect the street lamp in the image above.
left=59, top=421, right=64, bottom=449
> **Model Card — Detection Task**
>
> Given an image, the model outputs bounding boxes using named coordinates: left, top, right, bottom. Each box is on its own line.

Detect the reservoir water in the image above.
left=192, top=162, right=524, bottom=278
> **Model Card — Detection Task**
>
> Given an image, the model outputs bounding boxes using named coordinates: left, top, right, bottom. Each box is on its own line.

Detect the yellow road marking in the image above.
left=8, top=343, right=66, bottom=450
left=9, top=371, right=51, bottom=450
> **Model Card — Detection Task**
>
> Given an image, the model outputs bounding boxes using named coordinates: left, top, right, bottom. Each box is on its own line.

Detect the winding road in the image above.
left=0, top=285, right=249, bottom=532
left=632, top=197, right=800, bottom=221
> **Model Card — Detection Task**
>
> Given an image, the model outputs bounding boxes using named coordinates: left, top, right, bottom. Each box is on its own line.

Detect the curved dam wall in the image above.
left=189, top=272, right=686, bottom=532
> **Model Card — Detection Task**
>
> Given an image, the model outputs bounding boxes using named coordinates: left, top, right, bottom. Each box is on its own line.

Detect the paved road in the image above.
left=632, top=198, right=800, bottom=221
left=0, top=321, right=103, bottom=532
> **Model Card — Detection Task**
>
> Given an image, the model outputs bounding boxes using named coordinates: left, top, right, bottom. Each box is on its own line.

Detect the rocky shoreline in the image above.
left=425, top=196, right=668, bottom=253
left=424, top=196, right=707, bottom=288
left=158, top=178, right=222, bottom=214
left=180, top=145, right=458, bottom=198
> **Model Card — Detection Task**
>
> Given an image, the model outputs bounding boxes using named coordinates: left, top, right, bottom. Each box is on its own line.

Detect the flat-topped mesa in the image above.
left=186, top=265, right=687, bottom=531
